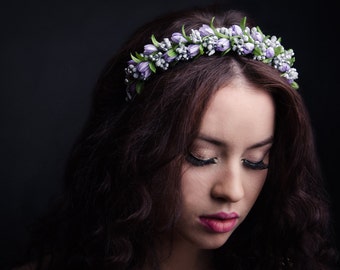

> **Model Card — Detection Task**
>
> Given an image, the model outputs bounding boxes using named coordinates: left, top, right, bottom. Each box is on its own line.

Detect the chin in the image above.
left=193, top=233, right=232, bottom=250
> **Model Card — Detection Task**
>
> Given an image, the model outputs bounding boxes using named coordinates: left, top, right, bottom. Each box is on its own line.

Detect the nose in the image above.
left=210, top=162, right=244, bottom=202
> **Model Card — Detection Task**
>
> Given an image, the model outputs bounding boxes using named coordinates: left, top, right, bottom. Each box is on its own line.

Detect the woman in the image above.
left=19, top=5, right=338, bottom=270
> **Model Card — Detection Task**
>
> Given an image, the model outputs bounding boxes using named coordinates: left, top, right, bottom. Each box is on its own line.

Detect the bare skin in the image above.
left=16, top=77, right=275, bottom=270
left=147, top=76, right=275, bottom=270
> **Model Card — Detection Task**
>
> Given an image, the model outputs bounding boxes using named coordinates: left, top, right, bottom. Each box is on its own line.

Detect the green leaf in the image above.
left=209, top=17, right=215, bottom=28
left=181, top=25, right=190, bottom=40
left=130, top=53, right=141, bottom=63
left=256, top=26, right=264, bottom=35
left=136, top=81, right=143, bottom=94
left=135, top=52, right=144, bottom=60
left=291, top=81, right=299, bottom=90
left=274, top=46, right=284, bottom=55
left=149, top=62, right=156, bottom=73
left=240, top=17, right=247, bottom=30
left=151, top=34, right=159, bottom=47
left=199, top=45, right=204, bottom=55
left=221, top=48, right=231, bottom=56
left=218, top=32, right=229, bottom=39
left=167, top=48, right=177, bottom=57
left=210, top=17, right=218, bottom=35
left=253, top=47, right=262, bottom=56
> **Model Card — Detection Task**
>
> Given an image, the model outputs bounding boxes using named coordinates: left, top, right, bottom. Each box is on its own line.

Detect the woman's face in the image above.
left=176, top=77, right=275, bottom=250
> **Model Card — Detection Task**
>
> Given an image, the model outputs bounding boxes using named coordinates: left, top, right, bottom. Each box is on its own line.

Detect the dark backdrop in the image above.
left=1, top=0, right=338, bottom=268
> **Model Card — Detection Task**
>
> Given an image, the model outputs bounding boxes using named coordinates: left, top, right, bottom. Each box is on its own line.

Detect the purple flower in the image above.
left=199, top=24, right=214, bottom=36
left=128, top=59, right=137, bottom=65
left=251, top=30, right=263, bottom=42
left=265, top=47, right=275, bottom=58
left=163, top=52, right=176, bottom=63
left=187, top=44, right=200, bottom=57
left=144, top=44, right=158, bottom=55
left=216, top=38, right=230, bottom=52
left=171, top=32, right=187, bottom=43
left=278, top=63, right=290, bottom=72
left=137, top=62, right=152, bottom=79
left=231, top=25, right=242, bottom=35
left=243, top=43, right=254, bottom=54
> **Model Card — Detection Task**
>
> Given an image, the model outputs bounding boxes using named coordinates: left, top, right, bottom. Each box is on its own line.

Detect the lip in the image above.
left=199, top=212, right=239, bottom=233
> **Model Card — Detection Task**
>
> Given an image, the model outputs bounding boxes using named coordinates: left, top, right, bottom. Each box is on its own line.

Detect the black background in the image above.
left=1, top=0, right=338, bottom=268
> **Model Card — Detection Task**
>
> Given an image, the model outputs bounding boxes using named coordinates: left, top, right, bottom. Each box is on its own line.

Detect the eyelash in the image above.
left=241, top=159, right=268, bottom=170
left=186, top=153, right=269, bottom=170
left=186, top=154, right=217, bottom=167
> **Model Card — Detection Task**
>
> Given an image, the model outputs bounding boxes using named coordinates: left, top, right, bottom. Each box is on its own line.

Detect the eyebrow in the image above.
left=246, top=136, right=273, bottom=150
left=197, top=134, right=274, bottom=150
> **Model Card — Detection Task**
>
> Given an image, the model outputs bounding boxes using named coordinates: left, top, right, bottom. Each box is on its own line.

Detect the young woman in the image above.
left=16, top=5, right=338, bottom=270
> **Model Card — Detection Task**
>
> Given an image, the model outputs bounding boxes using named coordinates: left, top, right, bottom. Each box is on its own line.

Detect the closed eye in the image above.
left=242, top=159, right=268, bottom=170
left=186, top=153, right=217, bottom=167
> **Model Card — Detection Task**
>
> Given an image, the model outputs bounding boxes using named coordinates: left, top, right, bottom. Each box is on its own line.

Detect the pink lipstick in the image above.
left=199, top=212, right=239, bottom=233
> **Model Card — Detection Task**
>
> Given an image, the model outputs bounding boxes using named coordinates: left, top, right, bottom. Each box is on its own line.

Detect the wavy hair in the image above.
left=23, top=5, right=338, bottom=270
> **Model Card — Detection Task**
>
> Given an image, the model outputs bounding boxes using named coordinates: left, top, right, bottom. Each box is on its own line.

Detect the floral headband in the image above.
left=124, top=17, right=298, bottom=101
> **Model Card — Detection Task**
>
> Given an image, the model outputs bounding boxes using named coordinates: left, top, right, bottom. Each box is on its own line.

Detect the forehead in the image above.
left=199, top=78, right=275, bottom=148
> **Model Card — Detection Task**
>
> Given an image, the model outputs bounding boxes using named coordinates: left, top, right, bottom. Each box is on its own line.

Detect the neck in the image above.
left=144, top=233, right=214, bottom=270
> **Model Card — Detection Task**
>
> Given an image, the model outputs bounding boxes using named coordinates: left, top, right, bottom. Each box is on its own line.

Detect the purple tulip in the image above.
left=187, top=44, right=200, bottom=57
left=144, top=44, right=158, bottom=55
left=243, top=43, right=254, bottom=54
left=137, top=62, right=152, bottom=79
left=278, top=63, right=290, bottom=72
left=128, top=59, right=136, bottom=65
left=251, top=30, right=263, bottom=42
left=163, top=52, right=176, bottom=63
left=171, top=32, right=187, bottom=44
left=199, top=24, right=214, bottom=36
left=216, top=38, right=230, bottom=52
left=265, top=47, right=275, bottom=58
left=231, top=25, right=242, bottom=35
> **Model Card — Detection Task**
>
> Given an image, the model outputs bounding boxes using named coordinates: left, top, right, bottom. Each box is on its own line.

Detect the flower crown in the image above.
left=124, top=17, right=298, bottom=101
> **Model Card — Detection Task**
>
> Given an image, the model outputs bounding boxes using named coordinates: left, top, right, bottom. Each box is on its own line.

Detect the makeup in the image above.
left=199, top=212, right=239, bottom=233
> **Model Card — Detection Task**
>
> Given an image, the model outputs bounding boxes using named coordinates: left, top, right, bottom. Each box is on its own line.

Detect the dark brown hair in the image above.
left=23, top=5, right=338, bottom=270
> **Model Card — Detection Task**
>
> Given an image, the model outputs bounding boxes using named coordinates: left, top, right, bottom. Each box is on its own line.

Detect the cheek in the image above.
left=181, top=169, right=208, bottom=192
left=180, top=167, right=215, bottom=204
left=244, top=170, right=268, bottom=200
